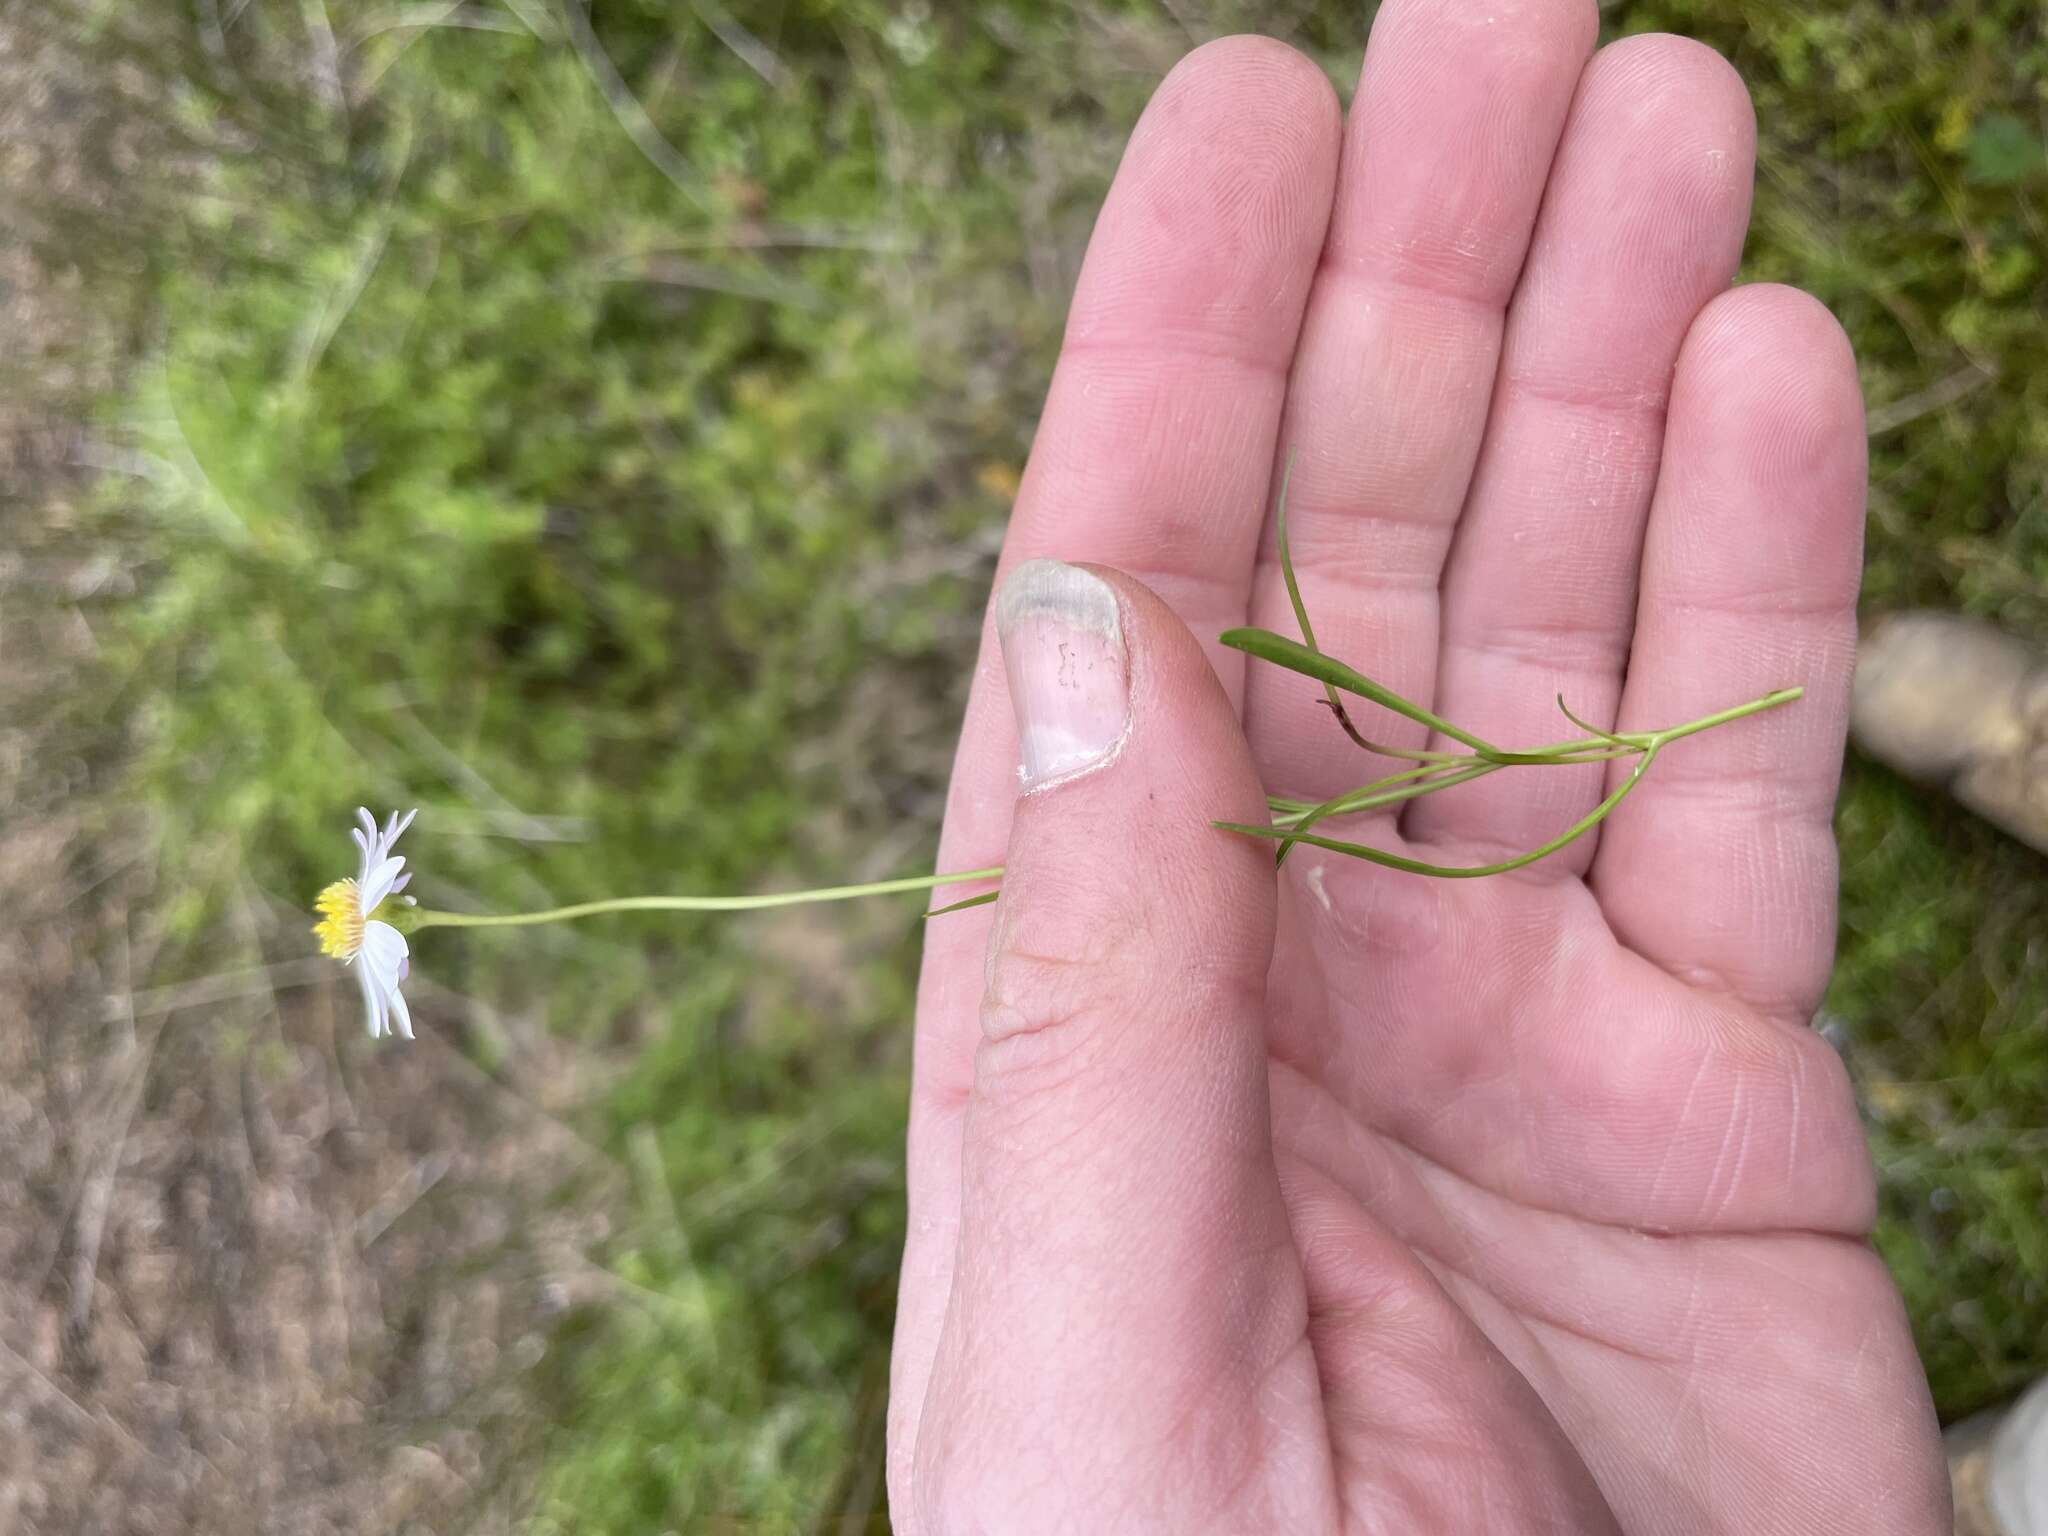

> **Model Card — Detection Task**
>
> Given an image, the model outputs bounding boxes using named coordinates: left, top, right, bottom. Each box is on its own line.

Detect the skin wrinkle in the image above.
left=1781, top=1029, right=1805, bottom=1190
left=1490, top=369, right=1675, bottom=422
left=980, top=997, right=1259, bottom=1177
left=1146, top=1255, right=1319, bottom=1527
left=1057, top=331, right=1296, bottom=386
left=1313, top=244, right=1520, bottom=315
left=1705, top=1073, right=1750, bottom=1227
left=1257, top=536, right=1444, bottom=591
left=1643, top=1053, right=1714, bottom=1220
left=1290, top=1200, right=1579, bottom=1535
left=1277, top=1029, right=1870, bottom=1250
left=1405, top=1195, right=1910, bottom=1536
left=1444, top=608, right=1639, bottom=674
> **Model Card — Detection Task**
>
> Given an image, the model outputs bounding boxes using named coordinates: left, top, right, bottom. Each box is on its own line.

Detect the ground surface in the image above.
left=3, top=1, right=2045, bottom=1531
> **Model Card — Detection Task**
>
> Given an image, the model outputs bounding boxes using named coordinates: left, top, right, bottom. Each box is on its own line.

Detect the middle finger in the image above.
left=1244, top=0, right=1598, bottom=806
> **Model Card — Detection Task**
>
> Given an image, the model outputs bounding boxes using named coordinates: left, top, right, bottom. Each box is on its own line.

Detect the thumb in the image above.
left=915, top=561, right=1309, bottom=1525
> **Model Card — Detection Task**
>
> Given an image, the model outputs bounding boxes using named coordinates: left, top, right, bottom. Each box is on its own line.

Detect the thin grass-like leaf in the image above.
left=924, top=889, right=1000, bottom=918
left=1221, top=627, right=1502, bottom=756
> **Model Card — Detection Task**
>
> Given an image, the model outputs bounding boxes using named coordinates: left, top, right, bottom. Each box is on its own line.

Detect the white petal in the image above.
left=386, top=984, right=414, bottom=1041
left=361, top=920, right=409, bottom=986
left=355, top=957, right=386, bottom=1038
left=354, top=808, right=380, bottom=883
left=360, top=855, right=406, bottom=912
left=357, top=922, right=415, bottom=1042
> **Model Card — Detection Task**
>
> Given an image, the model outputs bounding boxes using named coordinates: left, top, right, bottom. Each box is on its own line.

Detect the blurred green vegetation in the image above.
left=20, top=0, right=2048, bottom=1527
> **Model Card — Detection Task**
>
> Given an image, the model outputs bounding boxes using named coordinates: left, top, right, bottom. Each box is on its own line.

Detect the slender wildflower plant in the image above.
left=315, top=459, right=1800, bottom=1037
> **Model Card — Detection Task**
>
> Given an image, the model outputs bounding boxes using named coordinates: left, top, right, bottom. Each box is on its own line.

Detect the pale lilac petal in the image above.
left=360, top=855, right=406, bottom=912
left=389, top=871, right=412, bottom=896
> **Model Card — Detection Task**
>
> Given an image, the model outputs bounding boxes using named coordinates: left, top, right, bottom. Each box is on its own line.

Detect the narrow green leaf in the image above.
left=1220, top=627, right=1500, bottom=755
left=924, top=888, right=1000, bottom=918
left=1275, top=451, right=1317, bottom=651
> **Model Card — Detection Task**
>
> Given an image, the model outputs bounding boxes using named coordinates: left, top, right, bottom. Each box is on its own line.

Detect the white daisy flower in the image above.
left=313, top=807, right=419, bottom=1040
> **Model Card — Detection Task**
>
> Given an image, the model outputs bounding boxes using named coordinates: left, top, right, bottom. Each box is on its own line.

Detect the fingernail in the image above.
left=997, top=559, right=1130, bottom=790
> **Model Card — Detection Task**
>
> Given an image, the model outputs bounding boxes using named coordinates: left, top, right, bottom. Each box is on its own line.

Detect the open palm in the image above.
left=889, top=6, right=1946, bottom=1531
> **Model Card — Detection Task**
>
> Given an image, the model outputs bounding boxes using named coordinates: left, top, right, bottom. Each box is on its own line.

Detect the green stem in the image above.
left=1218, top=745, right=1664, bottom=879
left=1266, top=738, right=1640, bottom=825
left=1271, top=761, right=1493, bottom=863
left=1647, top=686, right=1802, bottom=743
left=1262, top=686, right=1800, bottom=833
left=403, top=692, right=1800, bottom=929
left=411, top=866, right=1005, bottom=930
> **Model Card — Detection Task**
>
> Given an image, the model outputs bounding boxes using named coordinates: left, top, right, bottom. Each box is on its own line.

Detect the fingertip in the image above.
left=1369, top=0, right=1600, bottom=90
left=1079, top=34, right=1340, bottom=345
left=1681, top=283, right=1865, bottom=446
left=1540, top=34, right=1756, bottom=296
left=1338, top=0, right=1597, bottom=303
left=1583, top=33, right=1755, bottom=147
left=1172, top=33, right=1342, bottom=136
left=1670, top=284, right=1867, bottom=590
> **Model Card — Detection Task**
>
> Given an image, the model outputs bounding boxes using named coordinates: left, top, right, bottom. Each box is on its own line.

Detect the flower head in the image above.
left=313, top=807, right=418, bottom=1040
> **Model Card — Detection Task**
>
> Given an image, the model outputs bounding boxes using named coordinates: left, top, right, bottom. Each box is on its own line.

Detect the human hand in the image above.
left=889, top=9, right=1947, bottom=1532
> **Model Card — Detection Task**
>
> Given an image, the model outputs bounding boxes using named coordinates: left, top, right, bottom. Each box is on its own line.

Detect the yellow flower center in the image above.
left=313, top=879, right=364, bottom=959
